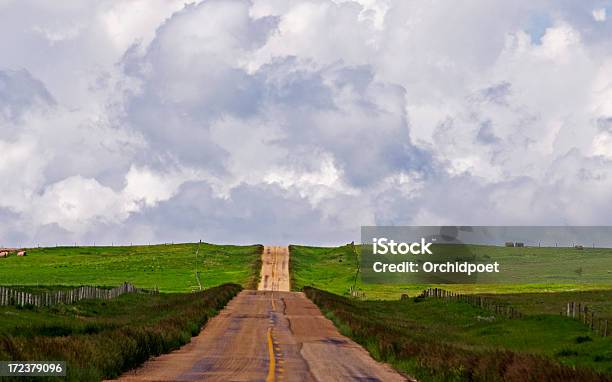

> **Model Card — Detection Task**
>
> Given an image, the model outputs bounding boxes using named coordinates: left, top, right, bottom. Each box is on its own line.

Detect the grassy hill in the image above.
left=290, top=244, right=612, bottom=299
left=0, top=243, right=262, bottom=292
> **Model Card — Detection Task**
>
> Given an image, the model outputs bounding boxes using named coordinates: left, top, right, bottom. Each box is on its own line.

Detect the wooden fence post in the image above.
left=0, top=283, right=141, bottom=308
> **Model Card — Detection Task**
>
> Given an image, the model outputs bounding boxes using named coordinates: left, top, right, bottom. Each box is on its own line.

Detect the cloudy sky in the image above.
left=1, top=0, right=612, bottom=246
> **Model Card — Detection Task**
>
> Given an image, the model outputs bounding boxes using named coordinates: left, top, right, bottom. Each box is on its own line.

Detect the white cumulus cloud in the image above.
left=1, top=0, right=612, bottom=246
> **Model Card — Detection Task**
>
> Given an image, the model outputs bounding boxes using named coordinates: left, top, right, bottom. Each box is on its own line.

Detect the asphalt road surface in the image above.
left=111, top=246, right=409, bottom=382
left=258, top=246, right=290, bottom=292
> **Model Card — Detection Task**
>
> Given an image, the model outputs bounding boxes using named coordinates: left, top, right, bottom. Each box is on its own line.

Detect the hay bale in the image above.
left=574, top=245, right=584, bottom=250
left=515, top=242, right=524, bottom=247
left=504, top=242, right=515, bottom=247
left=0, top=251, right=8, bottom=258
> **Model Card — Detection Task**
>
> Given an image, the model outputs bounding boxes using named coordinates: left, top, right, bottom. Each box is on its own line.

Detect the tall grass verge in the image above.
left=247, top=245, right=264, bottom=289
left=304, top=287, right=611, bottom=382
left=0, top=284, right=241, bottom=381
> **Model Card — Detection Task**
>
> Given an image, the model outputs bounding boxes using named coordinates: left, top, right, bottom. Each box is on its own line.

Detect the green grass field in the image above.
left=0, top=243, right=262, bottom=292
left=306, top=287, right=612, bottom=381
left=290, top=244, right=612, bottom=299
left=294, top=244, right=612, bottom=380
left=0, top=243, right=258, bottom=380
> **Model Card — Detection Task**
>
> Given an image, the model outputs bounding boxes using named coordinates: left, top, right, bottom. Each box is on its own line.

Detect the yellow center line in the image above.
left=266, top=327, right=276, bottom=382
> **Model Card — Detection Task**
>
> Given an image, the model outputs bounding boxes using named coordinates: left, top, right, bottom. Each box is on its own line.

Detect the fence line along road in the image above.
left=417, top=288, right=608, bottom=338
left=563, top=301, right=608, bottom=337
left=0, top=282, right=157, bottom=308
left=417, top=287, right=523, bottom=319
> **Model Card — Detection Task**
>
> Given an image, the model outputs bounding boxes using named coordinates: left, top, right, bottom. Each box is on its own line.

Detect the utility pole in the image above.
left=195, top=240, right=202, bottom=291
left=350, top=242, right=360, bottom=296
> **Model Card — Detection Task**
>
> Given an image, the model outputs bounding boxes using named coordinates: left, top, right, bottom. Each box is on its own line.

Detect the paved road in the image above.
left=258, top=246, right=290, bottom=292
left=112, top=246, right=409, bottom=382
